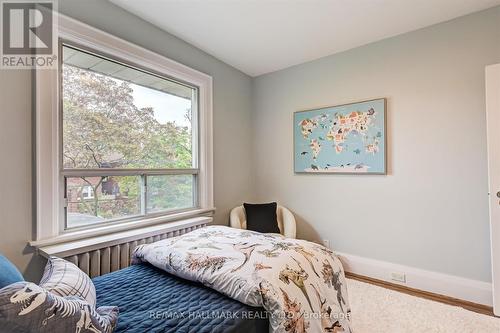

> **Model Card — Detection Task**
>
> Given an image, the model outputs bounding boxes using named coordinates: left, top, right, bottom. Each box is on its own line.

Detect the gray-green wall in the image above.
left=252, top=7, right=500, bottom=282
left=0, top=0, right=255, bottom=281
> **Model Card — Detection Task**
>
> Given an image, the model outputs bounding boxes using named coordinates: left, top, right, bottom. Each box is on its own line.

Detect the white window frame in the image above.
left=34, top=13, right=213, bottom=243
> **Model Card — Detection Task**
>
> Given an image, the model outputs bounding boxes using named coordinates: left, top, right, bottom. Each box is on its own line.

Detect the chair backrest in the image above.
left=229, top=205, right=296, bottom=239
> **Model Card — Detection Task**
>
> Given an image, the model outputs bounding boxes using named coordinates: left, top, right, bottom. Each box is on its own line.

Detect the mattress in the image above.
left=92, top=263, right=268, bottom=333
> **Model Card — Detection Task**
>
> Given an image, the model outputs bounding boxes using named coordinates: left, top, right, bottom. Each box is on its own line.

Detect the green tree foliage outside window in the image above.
left=63, top=64, right=194, bottom=225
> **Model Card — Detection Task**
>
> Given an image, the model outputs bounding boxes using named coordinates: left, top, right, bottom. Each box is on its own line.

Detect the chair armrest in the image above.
left=281, top=207, right=297, bottom=239
left=230, top=206, right=246, bottom=229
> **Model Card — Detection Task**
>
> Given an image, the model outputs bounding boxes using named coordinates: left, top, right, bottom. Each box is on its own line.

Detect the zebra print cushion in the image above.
left=40, top=257, right=96, bottom=306
left=0, top=282, right=118, bottom=333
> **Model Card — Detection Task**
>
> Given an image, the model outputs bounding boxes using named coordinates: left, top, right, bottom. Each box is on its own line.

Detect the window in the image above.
left=34, top=15, right=213, bottom=242
left=80, top=185, right=94, bottom=200
left=61, top=44, right=198, bottom=229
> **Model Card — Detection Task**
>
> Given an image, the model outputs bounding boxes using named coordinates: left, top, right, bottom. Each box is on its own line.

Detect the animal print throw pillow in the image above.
left=0, top=282, right=118, bottom=333
left=40, top=256, right=96, bottom=306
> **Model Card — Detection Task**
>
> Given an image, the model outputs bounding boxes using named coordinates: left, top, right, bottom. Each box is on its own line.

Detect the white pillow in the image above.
left=39, top=256, right=96, bottom=306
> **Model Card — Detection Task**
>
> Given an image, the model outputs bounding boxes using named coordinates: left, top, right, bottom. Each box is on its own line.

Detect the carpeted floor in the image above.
left=347, top=278, right=500, bottom=332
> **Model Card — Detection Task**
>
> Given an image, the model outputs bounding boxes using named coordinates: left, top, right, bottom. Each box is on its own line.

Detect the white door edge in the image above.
left=486, top=63, right=500, bottom=316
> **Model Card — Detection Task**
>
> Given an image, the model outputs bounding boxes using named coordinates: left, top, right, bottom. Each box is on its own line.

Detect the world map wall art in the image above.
left=294, top=98, right=386, bottom=174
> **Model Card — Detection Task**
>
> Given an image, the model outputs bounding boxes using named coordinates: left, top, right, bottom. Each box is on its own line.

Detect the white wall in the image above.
left=0, top=71, right=37, bottom=278
left=0, top=0, right=255, bottom=281
left=252, top=7, right=500, bottom=282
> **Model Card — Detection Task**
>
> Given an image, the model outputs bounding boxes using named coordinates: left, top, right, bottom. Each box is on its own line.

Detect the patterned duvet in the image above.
left=132, top=226, right=352, bottom=333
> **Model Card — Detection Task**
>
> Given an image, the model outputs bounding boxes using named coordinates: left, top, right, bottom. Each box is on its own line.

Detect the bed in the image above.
left=92, top=263, right=268, bottom=333
left=48, top=222, right=351, bottom=332
left=131, top=226, right=352, bottom=332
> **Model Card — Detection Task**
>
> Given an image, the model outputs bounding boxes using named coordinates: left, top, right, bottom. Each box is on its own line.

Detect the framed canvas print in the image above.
left=294, top=98, right=386, bottom=174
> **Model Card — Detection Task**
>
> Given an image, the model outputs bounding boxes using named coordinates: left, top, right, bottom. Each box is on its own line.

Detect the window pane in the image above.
left=66, top=176, right=141, bottom=228
left=62, top=45, right=195, bottom=169
left=146, top=175, right=195, bottom=213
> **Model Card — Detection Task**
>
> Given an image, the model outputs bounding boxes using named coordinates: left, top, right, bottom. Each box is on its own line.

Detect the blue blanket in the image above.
left=93, top=264, right=267, bottom=333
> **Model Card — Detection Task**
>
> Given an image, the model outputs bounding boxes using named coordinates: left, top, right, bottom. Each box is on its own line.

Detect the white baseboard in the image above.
left=336, top=252, right=493, bottom=306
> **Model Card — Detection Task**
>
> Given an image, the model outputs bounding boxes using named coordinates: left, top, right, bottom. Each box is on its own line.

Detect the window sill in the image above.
left=30, top=207, right=215, bottom=249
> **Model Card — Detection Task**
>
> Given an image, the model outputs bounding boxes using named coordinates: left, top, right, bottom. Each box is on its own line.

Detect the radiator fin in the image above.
left=110, top=245, right=120, bottom=272
left=89, top=251, right=100, bottom=278
left=101, top=247, right=110, bottom=276
left=79, top=253, right=90, bottom=275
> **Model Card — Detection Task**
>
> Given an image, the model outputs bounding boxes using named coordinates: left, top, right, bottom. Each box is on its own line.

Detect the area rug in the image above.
left=347, top=278, right=500, bottom=332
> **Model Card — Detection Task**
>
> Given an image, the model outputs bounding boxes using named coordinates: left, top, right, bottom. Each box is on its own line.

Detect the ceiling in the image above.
left=110, top=0, right=500, bottom=77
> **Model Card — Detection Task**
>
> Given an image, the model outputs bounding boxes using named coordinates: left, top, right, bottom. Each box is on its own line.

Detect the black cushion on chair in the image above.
left=243, top=202, right=281, bottom=234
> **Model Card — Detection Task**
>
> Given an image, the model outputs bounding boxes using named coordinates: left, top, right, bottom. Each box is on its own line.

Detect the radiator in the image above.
left=37, top=217, right=209, bottom=277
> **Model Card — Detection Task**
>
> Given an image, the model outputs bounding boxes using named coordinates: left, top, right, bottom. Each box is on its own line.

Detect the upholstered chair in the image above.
left=229, top=205, right=297, bottom=239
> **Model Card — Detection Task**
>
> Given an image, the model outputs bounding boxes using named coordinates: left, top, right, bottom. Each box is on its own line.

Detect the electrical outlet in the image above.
left=390, top=272, right=406, bottom=283
left=322, top=239, right=330, bottom=248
